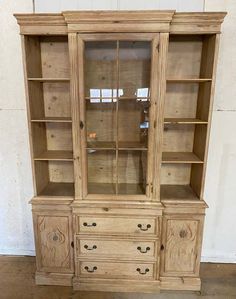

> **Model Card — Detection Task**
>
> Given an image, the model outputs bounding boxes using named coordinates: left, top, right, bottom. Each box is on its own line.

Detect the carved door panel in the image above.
left=160, top=215, right=204, bottom=277
left=34, top=213, right=74, bottom=273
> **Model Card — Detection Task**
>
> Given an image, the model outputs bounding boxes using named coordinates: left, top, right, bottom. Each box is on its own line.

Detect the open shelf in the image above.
left=160, top=185, right=199, bottom=201
left=162, top=152, right=203, bottom=164
left=28, top=78, right=70, bottom=82
left=35, top=160, right=74, bottom=197
left=39, top=182, right=74, bottom=197
left=167, top=79, right=212, bottom=83
left=164, top=118, right=208, bottom=124
left=34, top=150, right=73, bottom=161
left=31, top=117, right=72, bottom=123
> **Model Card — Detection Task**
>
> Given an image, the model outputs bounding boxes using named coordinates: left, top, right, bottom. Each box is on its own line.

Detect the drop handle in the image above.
left=84, top=244, right=97, bottom=251
left=136, top=268, right=149, bottom=275
left=84, top=266, right=97, bottom=273
left=137, top=246, right=150, bottom=253
left=137, top=224, right=151, bottom=231
left=83, top=222, right=97, bottom=227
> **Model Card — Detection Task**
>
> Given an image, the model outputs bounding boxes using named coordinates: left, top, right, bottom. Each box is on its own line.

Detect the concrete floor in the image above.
left=0, top=256, right=235, bottom=299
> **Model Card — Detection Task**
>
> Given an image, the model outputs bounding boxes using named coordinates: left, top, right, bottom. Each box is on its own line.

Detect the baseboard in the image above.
left=35, top=272, right=73, bottom=286
left=201, top=252, right=236, bottom=263
left=0, top=249, right=35, bottom=256
left=73, top=277, right=160, bottom=293
left=160, top=277, right=201, bottom=291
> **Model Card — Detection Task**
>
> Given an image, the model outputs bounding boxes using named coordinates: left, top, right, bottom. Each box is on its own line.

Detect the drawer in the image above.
left=77, top=216, right=158, bottom=236
left=78, top=260, right=156, bottom=280
left=76, top=237, right=157, bottom=260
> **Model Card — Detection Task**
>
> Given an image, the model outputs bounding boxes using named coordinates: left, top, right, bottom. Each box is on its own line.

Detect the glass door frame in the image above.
left=77, top=33, right=159, bottom=201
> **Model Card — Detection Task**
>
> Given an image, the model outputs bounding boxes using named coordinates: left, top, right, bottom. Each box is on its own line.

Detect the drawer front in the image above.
left=78, top=260, right=155, bottom=280
left=77, top=237, right=157, bottom=259
left=77, top=216, right=157, bottom=235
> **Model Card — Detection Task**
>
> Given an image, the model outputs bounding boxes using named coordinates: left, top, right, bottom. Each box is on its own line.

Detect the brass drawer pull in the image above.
left=137, top=246, right=150, bottom=253
left=137, top=224, right=151, bottom=231
left=84, top=266, right=97, bottom=273
left=136, top=268, right=149, bottom=275
left=84, top=244, right=97, bottom=250
left=83, top=222, right=97, bottom=227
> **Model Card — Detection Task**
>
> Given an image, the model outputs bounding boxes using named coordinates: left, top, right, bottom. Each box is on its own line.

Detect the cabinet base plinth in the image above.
left=73, top=278, right=160, bottom=293
left=35, top=272, right=73, bottom=286
left=160, top=277, right=201, bottom=291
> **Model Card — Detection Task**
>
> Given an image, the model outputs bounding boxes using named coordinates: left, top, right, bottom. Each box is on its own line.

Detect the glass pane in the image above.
left=85, top=40, right=151, bottom=196
left=118, top=150, right=147, bottom=195
left=86, top=100, right=116, bottom=148
left=87, top=150, right=116, bottom=194
left=85, top=41, right=117, bottom=147
left=118, top=41, right=151, bottom=150
left=119, top=41, right=151, bottom=98
left=118, top=99, right=149, bottom=149
left=85, top=41, right=117, bottom=98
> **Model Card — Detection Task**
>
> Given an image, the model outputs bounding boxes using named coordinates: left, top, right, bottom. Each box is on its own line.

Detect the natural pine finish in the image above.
left=15, top=10, right=226, bottom=293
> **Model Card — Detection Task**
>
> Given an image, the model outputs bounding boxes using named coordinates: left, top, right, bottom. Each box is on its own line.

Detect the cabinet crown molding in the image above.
left=14, top=11, right=226, bottom=35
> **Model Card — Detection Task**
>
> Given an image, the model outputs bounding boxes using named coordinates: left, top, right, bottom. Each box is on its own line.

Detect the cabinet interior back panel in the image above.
left=167, top=36, right=203, bottom=78
left=40, top=36, right=70, bottom=78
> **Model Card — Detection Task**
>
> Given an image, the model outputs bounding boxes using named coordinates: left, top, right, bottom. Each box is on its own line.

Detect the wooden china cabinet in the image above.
left=15, top=10, right=226, bottom=293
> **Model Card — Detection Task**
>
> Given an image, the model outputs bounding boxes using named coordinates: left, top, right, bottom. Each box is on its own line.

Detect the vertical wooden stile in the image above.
left=146, top=35, right=159, bottom=199
left=152, top=33, right=169, bottom=201
left=77, top=35, right=87, bottom=198
left=115, top=40, right=119, bottom=195
left=68, top=33, right=82, bottom=199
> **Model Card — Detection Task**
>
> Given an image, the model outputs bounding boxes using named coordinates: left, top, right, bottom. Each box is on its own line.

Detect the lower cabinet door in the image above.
left=160, top=215, right=204, bottom=277
left=33, top=212, right=74, bottom=273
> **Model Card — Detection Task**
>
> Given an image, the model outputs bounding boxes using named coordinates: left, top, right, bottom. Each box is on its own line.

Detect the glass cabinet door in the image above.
left=83, top=37, right=155, bottom=198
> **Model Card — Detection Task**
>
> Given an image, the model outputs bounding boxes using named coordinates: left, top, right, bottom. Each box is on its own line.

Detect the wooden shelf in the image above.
left=161, top=185, right=199, bottom=201
left=87, top=141, right=147, bottom=151
left=39, top=182, right=74, bottom=197
left=162, top=152, right=203, bottom=163
left=31, top=117, right=72, bottom=123
left=28, top=78, right=70, bottom=82
left=164, top=118, right=208, bottom=124
left=88, top=183, right=145, bottom=195
left=118, top=142, right=148, bottom=150
left=34, top=150, right=73, bottom=161
left=87, top=141, right=116, bottom=150
left=167, top=78, right=212, bottom=83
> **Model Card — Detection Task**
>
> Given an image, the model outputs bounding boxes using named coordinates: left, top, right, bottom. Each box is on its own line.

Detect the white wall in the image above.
left=0, top=0, right=34, bottom=255
left=0, top=0, right=235, bottom=263
left=201, top=0, right=236, bottom=263
left=34, top=0, right=204, bottom=12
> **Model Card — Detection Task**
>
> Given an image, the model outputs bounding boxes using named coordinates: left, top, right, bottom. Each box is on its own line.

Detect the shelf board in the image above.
left=88, top=183, right=145, bottom=195
left=167, top=78, right=212, bottom=83
left=164, top=118, right=208, bottom=125
left=28, top=78, right=70, bottom=82
left=87, top=141, right=116, bottom=150
left=31, top=117, right=72, bottom=123
left=34, top=150, right=73, bottom=161
left=161, top=185, right=199, bottom=201
left=39, top=182, right=74, bottom=197
left=118, top=142, right=148, bottom=150
left=87, top=141, right=147, bottom=151
left=162, top=152, right=204, bottom=164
